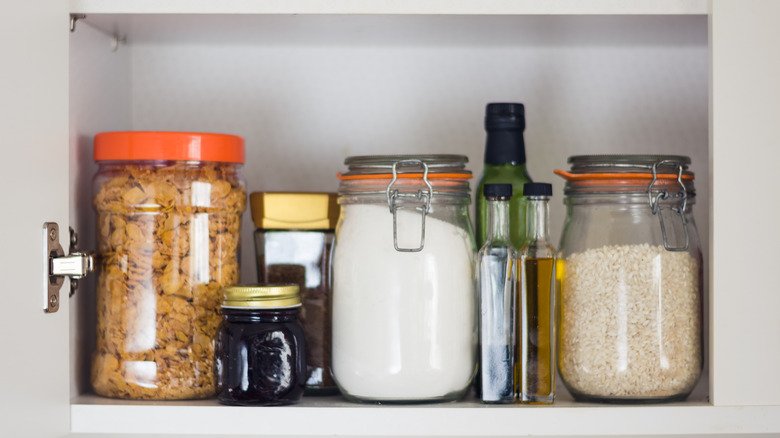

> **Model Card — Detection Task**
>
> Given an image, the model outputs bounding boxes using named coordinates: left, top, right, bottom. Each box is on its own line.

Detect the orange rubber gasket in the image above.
left=554, top=169, right=694, bottom=182
left=338, top=172, right=473, bottom=181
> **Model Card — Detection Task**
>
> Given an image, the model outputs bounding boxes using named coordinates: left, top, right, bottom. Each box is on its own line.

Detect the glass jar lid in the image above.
left=568, top=154, right=691, bottom=172
left=341, top=154, right=470, bottom=176
left=221, top=284, right=301, bottom=308
left=555, top=154, right=695, bottom=197
left=338, top=154, right=472, bottom=201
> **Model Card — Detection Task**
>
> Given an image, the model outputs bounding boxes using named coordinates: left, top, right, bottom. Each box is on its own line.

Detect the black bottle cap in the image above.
left=484, top=183, right=513, bottom=199
left=485, top=103, right=525, bottom=131
left=523, top=182, right=552, bottom=197
left=484, top=103, right=527, bottom=165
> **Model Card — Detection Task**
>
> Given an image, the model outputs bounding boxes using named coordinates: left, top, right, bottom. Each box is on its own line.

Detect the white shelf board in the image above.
left=71, top=393, right=780, bottom=436
left=70, top=0, right=708, bottom=15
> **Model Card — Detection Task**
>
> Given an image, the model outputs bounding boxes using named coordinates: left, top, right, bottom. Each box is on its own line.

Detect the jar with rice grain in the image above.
left=555, top=155, right=703, bottom=403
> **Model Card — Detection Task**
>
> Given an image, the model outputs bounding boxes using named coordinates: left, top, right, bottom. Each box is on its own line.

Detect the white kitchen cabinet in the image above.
left=1, top=1, right=779, bottom=437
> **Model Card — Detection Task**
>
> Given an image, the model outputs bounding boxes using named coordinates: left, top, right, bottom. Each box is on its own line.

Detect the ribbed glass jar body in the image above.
left=92, top=159, right=245, bottom=399
left=332, top=155, right=478, bottom=403
left=255, top=229, right=336, bottom=394
left=557, top=155, right=703, bottom=403
left=250, top=191, right=339, bottom=394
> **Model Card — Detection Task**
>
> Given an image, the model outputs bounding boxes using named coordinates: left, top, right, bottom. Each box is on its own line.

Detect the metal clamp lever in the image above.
left=44, top=223, right=94, bottom=313
left=647, top=161, right=689, bottom=252
left=386, top=160, right=433, bottom=252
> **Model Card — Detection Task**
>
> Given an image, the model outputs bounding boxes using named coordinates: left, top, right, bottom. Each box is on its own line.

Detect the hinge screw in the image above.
left=49, top=295, right=58, bottom=308
left=49, top=228, right=57, bottom=241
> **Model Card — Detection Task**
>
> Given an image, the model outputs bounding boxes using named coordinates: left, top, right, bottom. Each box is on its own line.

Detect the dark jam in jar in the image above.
left=215, top=285, right=306, bottom=406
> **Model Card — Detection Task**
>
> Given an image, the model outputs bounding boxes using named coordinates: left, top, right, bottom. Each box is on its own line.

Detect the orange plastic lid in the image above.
left=94, top=131, right=245, bottom=163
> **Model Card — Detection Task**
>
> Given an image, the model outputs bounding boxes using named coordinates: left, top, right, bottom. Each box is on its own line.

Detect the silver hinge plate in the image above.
left=43, top=222, right=94, bottom=313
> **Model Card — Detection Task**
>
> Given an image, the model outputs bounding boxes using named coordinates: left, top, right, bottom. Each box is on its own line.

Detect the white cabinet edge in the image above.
left=71, top=399, right=780, bottom=436
left=69, top=0, right=708, bottom=15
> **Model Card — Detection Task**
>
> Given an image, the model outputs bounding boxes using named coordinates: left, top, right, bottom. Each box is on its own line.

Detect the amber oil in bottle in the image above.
left=517, top=183, right=556, bottom=404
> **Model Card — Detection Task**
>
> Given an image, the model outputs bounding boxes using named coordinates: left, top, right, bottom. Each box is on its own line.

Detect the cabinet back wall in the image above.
left=69, top=14, right=708, bottom=396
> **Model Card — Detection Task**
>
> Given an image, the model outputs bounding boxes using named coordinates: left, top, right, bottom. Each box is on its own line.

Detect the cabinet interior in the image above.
left=68, top=13, right=710, bottom=402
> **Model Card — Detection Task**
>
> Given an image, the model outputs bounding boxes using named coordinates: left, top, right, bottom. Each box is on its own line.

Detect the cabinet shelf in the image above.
left=63, top=9, right=720, bottom=438
left=54, top=3, right=780, bottom=438
left=3, top=1, right=780, bottom=437
left=71, top=393, right=780, bottom=436
left=69, top=0, right=708, bottom=16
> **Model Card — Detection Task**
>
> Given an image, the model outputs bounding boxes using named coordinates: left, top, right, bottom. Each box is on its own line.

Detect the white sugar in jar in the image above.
left=332, top=155, right=477, bottom=403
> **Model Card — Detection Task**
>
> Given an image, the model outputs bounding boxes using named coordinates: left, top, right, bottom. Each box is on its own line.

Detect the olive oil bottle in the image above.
left=476, top=103, right=532, bottom=250
left=517, top=183, right=556, bottom=404
left=477, top=184, right=517, bottom=404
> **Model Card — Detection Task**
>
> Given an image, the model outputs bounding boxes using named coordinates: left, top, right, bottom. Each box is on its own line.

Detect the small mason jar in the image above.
left=91, top=131, right=246, bottom=400
left=332, top=155, right=478, bottom=403
left=215, top=284, right=307, bottom=406
left=555, top=155, right=703, bottom=403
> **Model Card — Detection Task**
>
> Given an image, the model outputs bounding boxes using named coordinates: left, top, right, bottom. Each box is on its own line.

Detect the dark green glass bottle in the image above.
left=476, top=103, right=533, bottom=249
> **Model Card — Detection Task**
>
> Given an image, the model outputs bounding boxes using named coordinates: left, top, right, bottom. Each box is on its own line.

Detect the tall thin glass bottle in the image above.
left=517, top=182, right=556, bottom=404
left=476, top=103, right=533, bottom=250
left=477, top=183, right=516, bottom=403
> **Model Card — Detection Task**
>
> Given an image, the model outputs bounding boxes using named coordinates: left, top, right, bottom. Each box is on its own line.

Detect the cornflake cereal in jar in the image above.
left=91, top=132, right=246, bottom=400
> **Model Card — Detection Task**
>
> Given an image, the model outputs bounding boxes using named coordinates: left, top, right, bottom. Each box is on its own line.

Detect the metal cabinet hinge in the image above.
left=43, top=222, right=94, bottom=313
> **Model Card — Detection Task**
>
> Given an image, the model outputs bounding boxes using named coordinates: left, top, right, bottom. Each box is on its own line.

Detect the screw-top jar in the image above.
left=332, top=155, right=478, bottom=403
left=91, top=131, right=246, bottom=400
left=555, top=155, right=703, bottom=403
left=215, top=284, right=307, bottom=406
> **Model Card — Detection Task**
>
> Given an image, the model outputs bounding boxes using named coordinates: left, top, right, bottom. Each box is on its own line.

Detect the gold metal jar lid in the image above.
left=250, top=192, right=338, bottom=230
left=221, top=284, right=301, bottom=308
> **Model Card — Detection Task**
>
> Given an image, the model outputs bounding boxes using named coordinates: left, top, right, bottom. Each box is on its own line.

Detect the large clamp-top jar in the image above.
left=91, top=131, right=246, bottom=399
left=555, top=155, right=703, bottom=403
left=332, top=155, right=477, bottom=403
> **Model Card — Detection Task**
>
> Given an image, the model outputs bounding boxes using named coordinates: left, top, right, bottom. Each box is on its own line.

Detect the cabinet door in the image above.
left=711, top=0, right=780, bottom=406
left=0, top=1, right=70, bottom=437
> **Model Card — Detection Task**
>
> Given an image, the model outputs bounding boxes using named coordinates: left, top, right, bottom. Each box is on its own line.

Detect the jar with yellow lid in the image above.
left=250, top=192, right=338, bottom=394
left=214, top=284, right=307, bottom=406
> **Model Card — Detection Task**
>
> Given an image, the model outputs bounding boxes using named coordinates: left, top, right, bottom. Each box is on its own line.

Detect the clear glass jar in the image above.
left=215, top=284, right=306, bottom=406
left=332, top=155, right=478, bottom=403
left=91, top=131, right=246, bottom=400
left=556, top=155, right=703, bottom=403
left=250, top=192, right=339, bottom=394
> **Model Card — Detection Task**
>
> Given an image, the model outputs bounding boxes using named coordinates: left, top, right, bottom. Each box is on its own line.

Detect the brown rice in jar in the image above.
left=555, top=155, right=703, bottom=403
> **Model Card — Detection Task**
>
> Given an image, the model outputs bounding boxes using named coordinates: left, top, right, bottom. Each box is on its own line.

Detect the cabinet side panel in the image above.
left=69, top=20, right=133, bottom=397
left=711, top=0, right=780, bottom=406
left=0, top=1, right=70, bottom=437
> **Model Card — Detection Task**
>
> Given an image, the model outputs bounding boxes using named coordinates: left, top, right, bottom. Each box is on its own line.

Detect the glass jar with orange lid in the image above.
left=556, top=155, right=703, bottom=403
left=91, top=131, right=246, bottom=400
